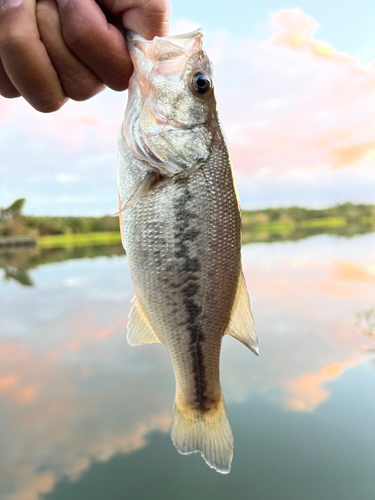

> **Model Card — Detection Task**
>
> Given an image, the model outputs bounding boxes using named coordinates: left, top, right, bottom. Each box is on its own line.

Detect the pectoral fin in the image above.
left=225, top=271, right=259, bottom=356
left=115, top=172, right=158, bottom=216
left=127, top=298, right=161, bottom=346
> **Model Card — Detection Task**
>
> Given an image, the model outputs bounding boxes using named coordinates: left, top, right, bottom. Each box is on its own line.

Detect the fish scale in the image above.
left=117, top=29, right=258, bottom=473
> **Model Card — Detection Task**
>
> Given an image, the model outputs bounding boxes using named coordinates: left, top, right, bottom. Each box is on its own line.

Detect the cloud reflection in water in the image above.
left=0, top=234, right=373, bottom=499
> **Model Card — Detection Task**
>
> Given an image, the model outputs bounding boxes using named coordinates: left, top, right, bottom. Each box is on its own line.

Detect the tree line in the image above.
left=0, top=199, right=374, bottom=238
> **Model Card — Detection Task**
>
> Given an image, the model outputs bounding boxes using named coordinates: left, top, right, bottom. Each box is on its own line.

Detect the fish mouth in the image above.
left=126, top=28, right=203, bottom=44
left=126, top=29, right=204, bottom=63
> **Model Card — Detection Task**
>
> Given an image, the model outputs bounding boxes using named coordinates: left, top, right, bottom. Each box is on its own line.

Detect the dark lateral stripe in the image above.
left=173, top=180, right=207, bottom=410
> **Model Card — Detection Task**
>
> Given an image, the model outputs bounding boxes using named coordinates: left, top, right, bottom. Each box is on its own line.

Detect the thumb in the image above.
left=97, top=0, right=171, bottom=40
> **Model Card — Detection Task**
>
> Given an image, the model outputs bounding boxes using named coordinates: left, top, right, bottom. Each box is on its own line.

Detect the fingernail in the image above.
left=0, top=0, right=22, bottom=9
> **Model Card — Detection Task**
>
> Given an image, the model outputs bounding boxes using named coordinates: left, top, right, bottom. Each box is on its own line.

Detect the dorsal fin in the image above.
left=127, top=298, right=161, bottom=346
left=225, top=272, right=259, bottom=356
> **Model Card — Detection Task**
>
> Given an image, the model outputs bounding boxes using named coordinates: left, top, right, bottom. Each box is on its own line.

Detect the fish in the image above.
left=117, top=29, right=259, bottom=474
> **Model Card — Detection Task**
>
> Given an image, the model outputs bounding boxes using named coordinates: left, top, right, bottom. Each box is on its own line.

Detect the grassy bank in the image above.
left=37, top=231, right=121, bottom=248
left=1, top=202, right=375, bottom=248
left=241, top=205, right=375, bottom=243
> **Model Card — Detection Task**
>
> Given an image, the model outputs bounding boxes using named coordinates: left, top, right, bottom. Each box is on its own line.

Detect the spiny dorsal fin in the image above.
left=225, top=271, right=259, bottom=356
left=127, top=297, right=161, bottom=346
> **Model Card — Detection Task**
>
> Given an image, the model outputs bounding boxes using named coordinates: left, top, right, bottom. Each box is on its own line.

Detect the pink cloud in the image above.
left=333, top=260, right=375, bottom=282
left=205, top=9, right=375, bottom=189
left=282, top=357, right=362, bottom=413
left=2, top=7, right=375, bottom=174
left=1, top=8, right=375, bottom=213
left=271, top=9, right=340, bottom=60
left=0, top=90, right=123, bottom=155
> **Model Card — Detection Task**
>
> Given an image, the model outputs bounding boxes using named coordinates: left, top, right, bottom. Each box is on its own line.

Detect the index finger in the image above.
left=0, top=0, right=67, bottom=112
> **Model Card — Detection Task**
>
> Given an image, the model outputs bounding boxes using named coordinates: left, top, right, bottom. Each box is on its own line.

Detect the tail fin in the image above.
left=171, top=398, right=233, bottom=474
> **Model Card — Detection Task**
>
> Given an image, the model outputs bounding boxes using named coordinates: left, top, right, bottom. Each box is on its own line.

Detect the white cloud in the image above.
left=1, top=9, right=375, bottom=214
left=56, top=174, right=79, bottom=183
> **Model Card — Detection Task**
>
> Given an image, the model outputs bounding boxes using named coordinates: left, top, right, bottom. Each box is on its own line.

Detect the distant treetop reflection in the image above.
left=1, top=203, right=375, bottom=288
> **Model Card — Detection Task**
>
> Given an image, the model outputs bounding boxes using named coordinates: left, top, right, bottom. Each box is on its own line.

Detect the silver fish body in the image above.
left=117, top=29, right=258, bottom=473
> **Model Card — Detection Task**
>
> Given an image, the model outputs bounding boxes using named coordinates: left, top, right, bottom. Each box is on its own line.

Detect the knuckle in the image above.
left=0, top=29, right=27, bottom=50
left=63, top=27, right=91, bottom=53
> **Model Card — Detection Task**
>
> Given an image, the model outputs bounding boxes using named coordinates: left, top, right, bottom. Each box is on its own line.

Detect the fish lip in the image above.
left=160, top=28, right=204, bottom=41
left=125, top=28, right=205, bottom=61
left=125, top=28, right=204, bottom=44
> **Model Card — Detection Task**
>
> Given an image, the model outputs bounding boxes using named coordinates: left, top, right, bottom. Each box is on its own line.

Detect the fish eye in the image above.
left=191, top=72, right=212, bottom=95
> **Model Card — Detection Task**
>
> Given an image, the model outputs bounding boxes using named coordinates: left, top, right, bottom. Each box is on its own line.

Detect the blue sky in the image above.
left=172, top=0, right=375, bottom=57
left=1, top=0, right=375, bottom=215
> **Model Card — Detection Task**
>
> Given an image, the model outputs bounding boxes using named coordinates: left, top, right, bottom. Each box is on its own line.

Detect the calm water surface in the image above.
left=0, top=234, right=374, bottom=500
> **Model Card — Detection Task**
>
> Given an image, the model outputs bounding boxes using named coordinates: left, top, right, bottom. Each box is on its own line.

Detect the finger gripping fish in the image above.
left=117, top=29, right=259, bottom=474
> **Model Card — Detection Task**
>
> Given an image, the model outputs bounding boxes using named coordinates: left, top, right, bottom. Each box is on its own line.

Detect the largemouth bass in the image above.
left=117, top=29, right=259, bottom=474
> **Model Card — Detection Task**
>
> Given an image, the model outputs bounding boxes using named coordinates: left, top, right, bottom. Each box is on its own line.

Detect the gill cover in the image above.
left=123, top=29, right=216, bottom=177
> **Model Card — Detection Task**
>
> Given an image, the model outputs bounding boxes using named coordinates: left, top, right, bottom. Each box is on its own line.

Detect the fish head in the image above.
left=123, top=29, right=218, bottom=176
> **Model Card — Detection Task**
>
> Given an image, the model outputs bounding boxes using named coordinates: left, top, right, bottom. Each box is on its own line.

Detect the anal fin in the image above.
left=127, top=297, right=161, bottom=346
left=225, top=271, right=259, bottom=355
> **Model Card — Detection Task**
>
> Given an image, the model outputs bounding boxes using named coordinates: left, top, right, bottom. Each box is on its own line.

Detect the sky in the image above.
left=1, top=0, right=375, bottom=215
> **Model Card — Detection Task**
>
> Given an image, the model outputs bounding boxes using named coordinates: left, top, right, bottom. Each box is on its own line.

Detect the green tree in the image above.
left=0, top=198, right=26, bottom=221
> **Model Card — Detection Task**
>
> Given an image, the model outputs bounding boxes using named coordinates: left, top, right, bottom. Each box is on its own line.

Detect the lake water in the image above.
left=0, top=234, right=374, bottom=500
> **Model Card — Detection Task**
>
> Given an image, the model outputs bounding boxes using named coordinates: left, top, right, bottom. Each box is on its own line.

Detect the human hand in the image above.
left=0, top=0, right=170, bottom=112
